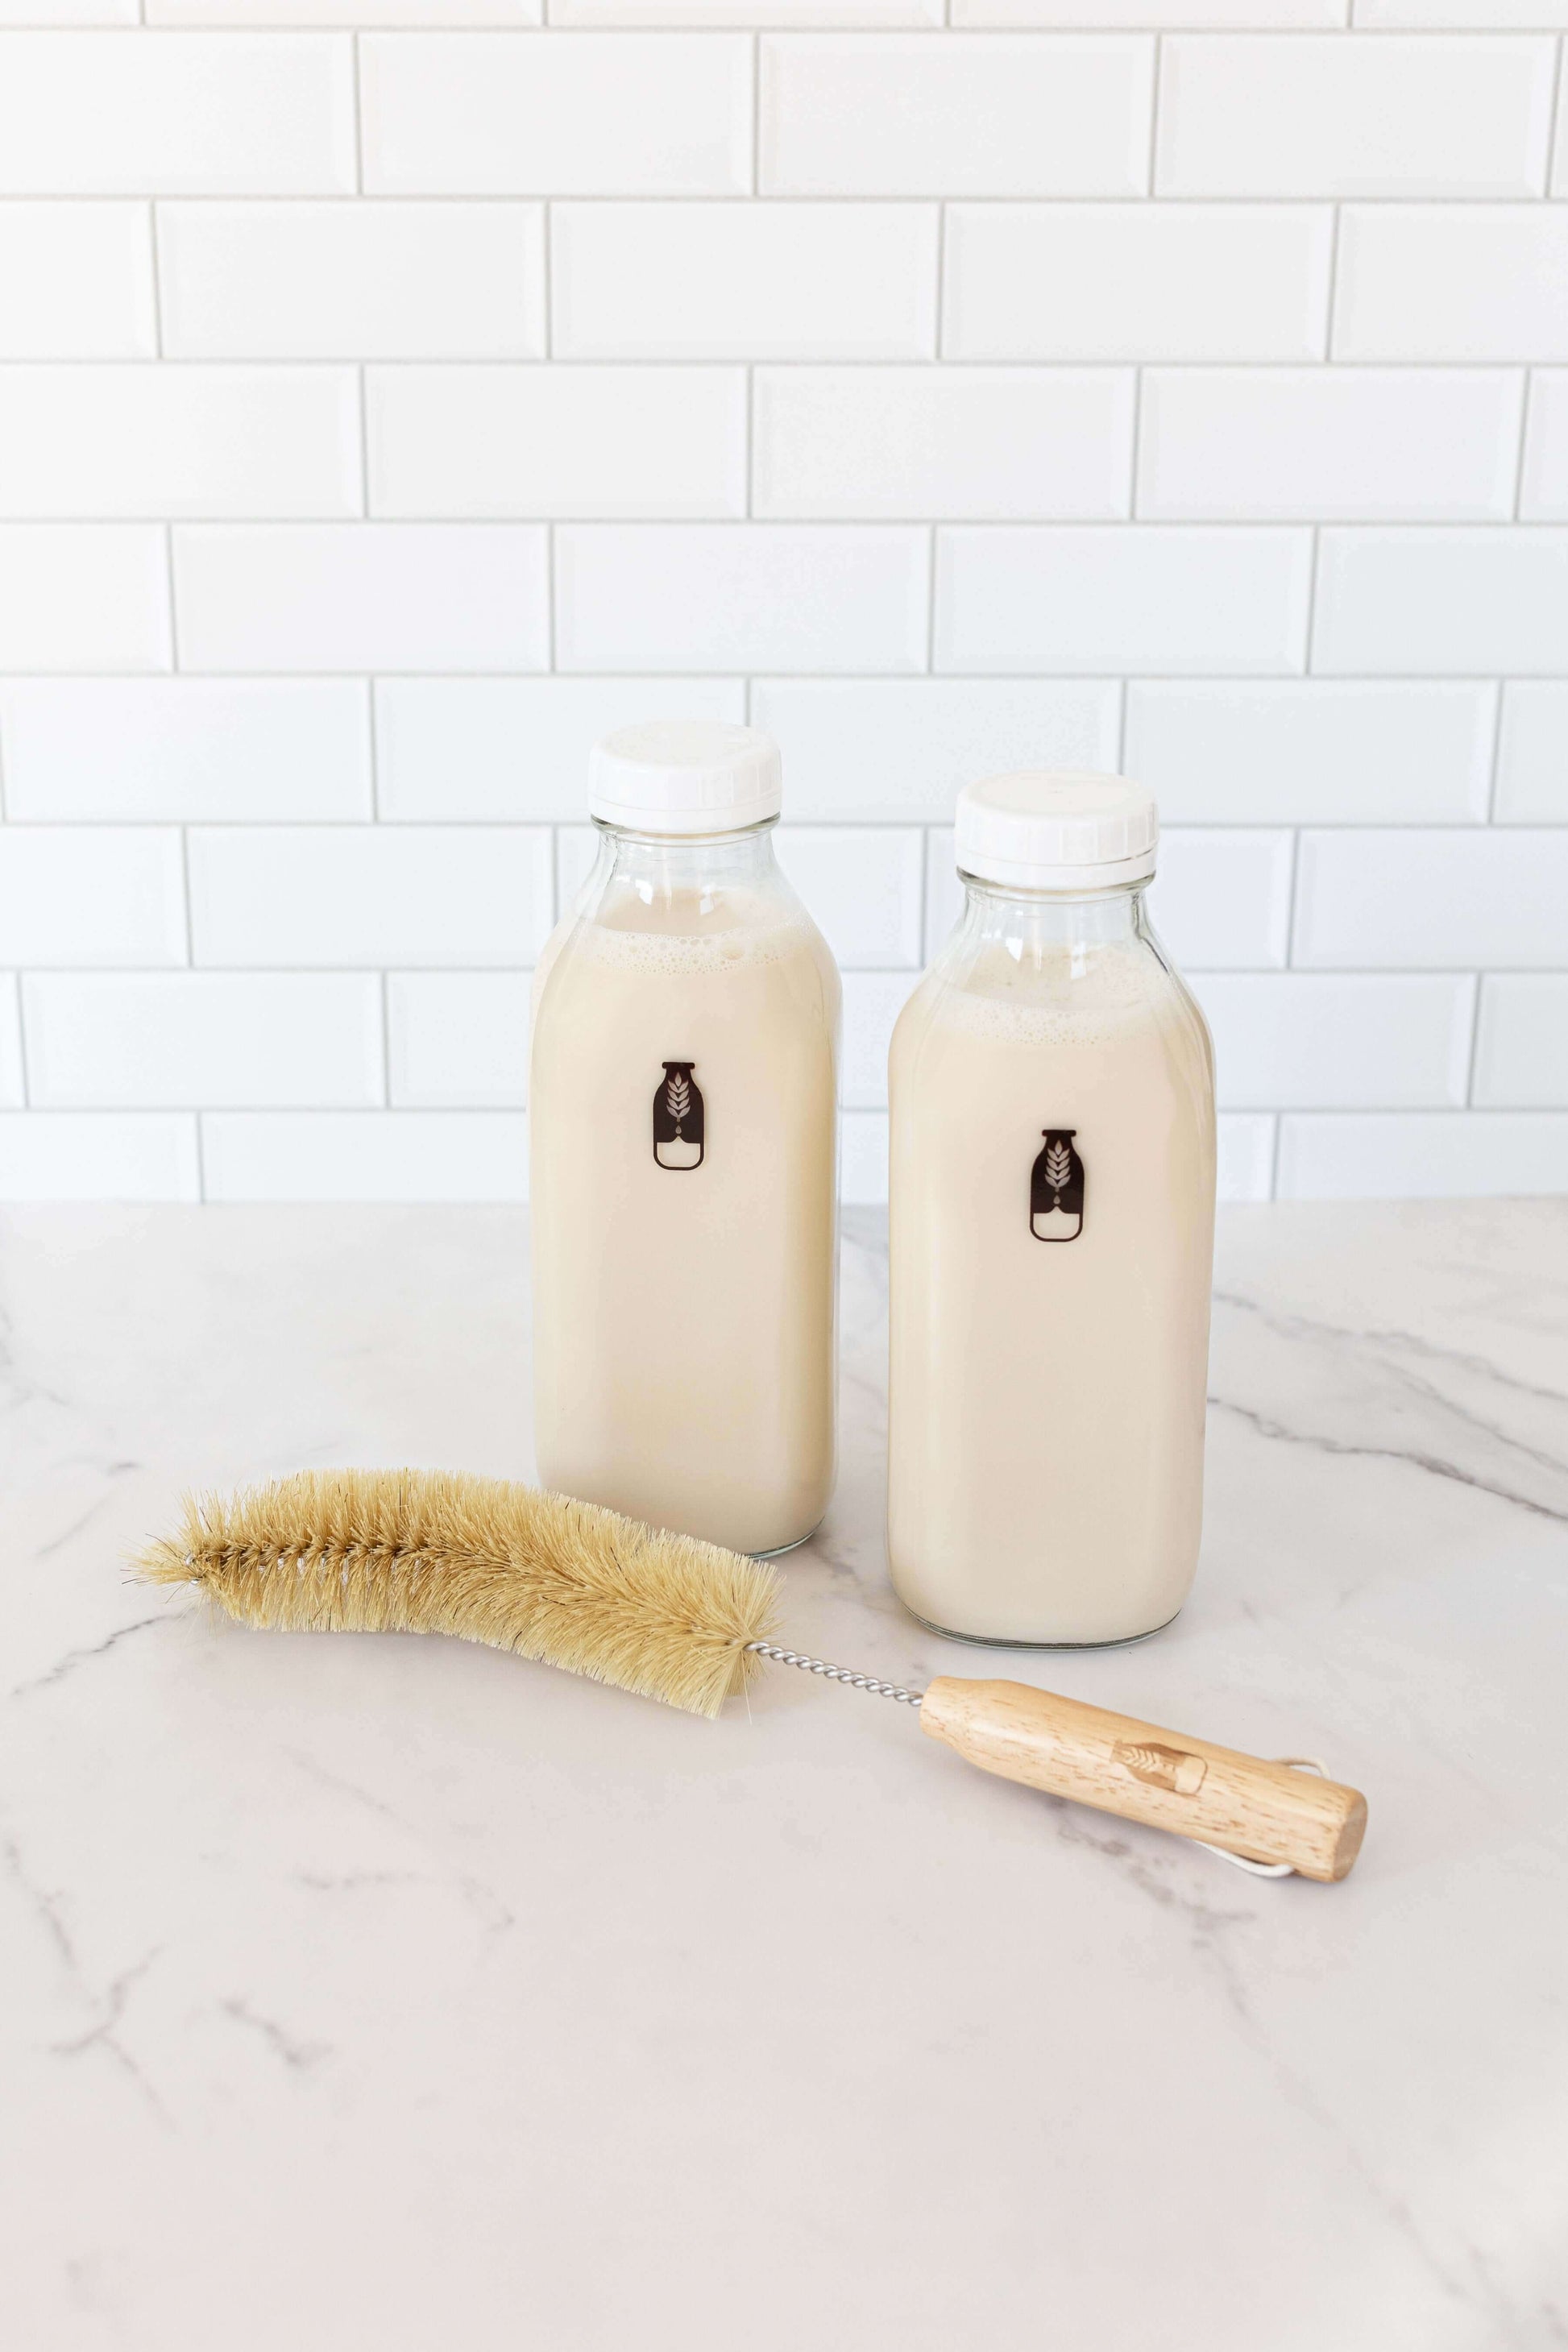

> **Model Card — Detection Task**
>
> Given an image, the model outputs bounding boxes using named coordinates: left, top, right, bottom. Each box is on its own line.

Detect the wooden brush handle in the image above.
left=920, top=1678, right=1367, bottom=1882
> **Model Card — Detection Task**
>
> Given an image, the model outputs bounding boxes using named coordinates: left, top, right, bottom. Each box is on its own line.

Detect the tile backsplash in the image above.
left=0, top=2, right=1564, bottom=1205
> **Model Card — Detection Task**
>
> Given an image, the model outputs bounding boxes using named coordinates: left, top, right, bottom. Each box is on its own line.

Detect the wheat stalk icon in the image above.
left=665, top=1072, right=691, bottom=1126
left=1044, top=1140, right=1072, bottom=1195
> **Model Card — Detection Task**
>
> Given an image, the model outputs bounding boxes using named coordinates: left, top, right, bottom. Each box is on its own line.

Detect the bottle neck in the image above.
left=958, top=875, right=1150, bottom=952
left=592, top=818, right=782, bottom=910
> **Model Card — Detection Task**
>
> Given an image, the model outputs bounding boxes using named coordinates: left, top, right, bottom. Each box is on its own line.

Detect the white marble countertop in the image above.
left=2, top=1201, right=1565, bottom=2352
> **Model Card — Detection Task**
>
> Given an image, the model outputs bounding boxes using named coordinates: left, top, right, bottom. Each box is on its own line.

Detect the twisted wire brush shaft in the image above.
left=138, top=1467, right=1367, bottom=1881
left=745, top=1643, right=923, bottom=1707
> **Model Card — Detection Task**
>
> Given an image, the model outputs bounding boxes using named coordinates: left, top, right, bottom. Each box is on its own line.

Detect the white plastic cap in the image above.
left=954, top=769, right=1158, bottom=892
left=588, top=719, right=782, bottom=836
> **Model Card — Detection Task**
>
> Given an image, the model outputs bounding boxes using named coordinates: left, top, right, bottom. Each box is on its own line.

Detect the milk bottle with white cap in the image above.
left=530, top=721, right=840, bottom=1558
left=887, top=771, right=1216, bottom=1646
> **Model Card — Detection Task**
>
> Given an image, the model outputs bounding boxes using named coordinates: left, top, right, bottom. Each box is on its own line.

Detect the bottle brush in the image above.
left=139, top=1467, right=1367, bottom=1884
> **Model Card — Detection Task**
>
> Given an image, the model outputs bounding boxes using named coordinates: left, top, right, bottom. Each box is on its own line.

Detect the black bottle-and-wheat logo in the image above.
left=1031, top=1129, right=1085, bottom=1242
left=653, top=1060, right=704, bottom=1170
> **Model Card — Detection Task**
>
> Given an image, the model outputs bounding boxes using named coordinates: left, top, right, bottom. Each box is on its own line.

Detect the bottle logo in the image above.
left=653, top=1060, right=704, bottom=1170
left=1030, top=1129, right=1084, bottom=1242
left=1112, top=1740, right=1207, bottom=1797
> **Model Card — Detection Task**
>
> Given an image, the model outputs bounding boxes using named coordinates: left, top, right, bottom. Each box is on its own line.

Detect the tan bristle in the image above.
left=135, top=1468, right=782, bottom=1719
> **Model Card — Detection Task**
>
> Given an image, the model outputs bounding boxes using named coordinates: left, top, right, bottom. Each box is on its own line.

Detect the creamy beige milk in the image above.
left=531, top=881, right=839, bottom=1556
left=888, top=936, right=1215, bottom=1645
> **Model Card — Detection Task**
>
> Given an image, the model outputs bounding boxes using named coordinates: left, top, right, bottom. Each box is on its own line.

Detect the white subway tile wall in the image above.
left=387, top=972, right=533, bottom=1109
left=359, top=33, right=753, bottom=197
left=365, top=364, right=748, bottom=517
left=156, top=202, right=549, bottom=360
left=551, top=203, right=940, bottom=357
left=0, top=33, right=357, bottom=197
left=759, top=34, right=1155, bottom=197
left=1496, top=684, right=1568, bottom=823
left=0, top=8, right=1561, bottom=1208
left=1521, top=369, right=1568, bottom=518
left=0, top=974, right=23, bottom=1110
left=23, top=972, right=385, bottom=1108
left=1154, top=35, right=1555, bottom=200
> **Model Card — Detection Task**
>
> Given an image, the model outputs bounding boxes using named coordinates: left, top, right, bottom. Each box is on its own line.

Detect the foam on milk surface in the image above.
left=581, top=886, right=815, bottom=978
left=919, top=939, right=1188, bottom=1051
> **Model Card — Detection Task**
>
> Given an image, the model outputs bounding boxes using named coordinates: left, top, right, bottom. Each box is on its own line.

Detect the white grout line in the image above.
left=163, top=523, right=180, bottom=674
left=178, top=825, right=195, bottom=975
left=366, top=676, right=382, bottom=820
left=67, top=19, right=1553, bottom=35
left=180, top=827, right=209, bottom=1195
left=351, top=34, right=366, bottom=201
left=0, top=807, right=1533, bottom=840
left=55, top=15, right=1568, bottom=29
left=1282, top=820, right=1305, bottom=976
left=1302, top=523, right=1321, bottom=678
left=541, top=201, right=554, bottom=361
left=0, top=358, right=1554, bottom=374
left=379, top=969, right=393, bottom=1110
left=19, top=670, right=1568, bottom=691
left=1512, top=369, right=1533, bottom=524
left=1545, top=35, right=1566, bottom=197
left=146, top=202, right=164, bottom=361
left=14, top=973, right=31, bottom=1112
left=1484, top=675, right=1507, bottom=827
left=1267, top=1101, right=1285, bottom=1205
left=0, top=670, right=1530, bottom=685
left=0, top=190, right=1552, bottom=205
left=750, top=34, right=761, bottom=201
left=1147, top=33, right=1163, bottom=201
left=21, top=512, right=1568, bottom=529
left=19, top=963, right=1508, bottom=987
left=932, top=198, right=947, bottom=362
left=1323, top=202, right=1342, bottom=363
left=1128, top=363, right=1144, bottom=520
left=357, top=368, right=371, bottom=520
left=1462, top=969, right=1484, bottom=1110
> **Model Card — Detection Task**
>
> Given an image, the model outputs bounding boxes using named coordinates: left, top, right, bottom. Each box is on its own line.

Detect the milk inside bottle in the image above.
left=530, top=721, right=840, bottom=1557
left=887, top=772, right=1216, bottom=1645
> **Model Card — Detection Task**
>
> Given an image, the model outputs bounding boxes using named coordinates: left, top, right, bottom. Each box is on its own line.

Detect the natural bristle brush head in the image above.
left=137, top=1467, right=781, bottom=1719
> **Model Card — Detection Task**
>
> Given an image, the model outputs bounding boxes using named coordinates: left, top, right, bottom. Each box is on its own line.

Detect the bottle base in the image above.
left=902, top=1604, right=1183, bottom=1653
left=748, top=1520, right=823, bottom=1562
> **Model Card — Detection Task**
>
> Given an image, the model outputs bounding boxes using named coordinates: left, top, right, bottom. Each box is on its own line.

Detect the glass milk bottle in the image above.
left=530, top=721, right=840, bottom=1558
left=887, top=772, right=1216, bottom=1646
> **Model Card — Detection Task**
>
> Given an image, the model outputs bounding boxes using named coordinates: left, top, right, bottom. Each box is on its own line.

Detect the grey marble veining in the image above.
left=1, top=1201, right=1566, bottom=2352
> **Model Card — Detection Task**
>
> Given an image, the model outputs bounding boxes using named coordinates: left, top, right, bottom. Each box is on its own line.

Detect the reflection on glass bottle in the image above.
left=653, top=1060, right=704, bottom=1170
left=1030, top=1128, right=1084, bottom=1242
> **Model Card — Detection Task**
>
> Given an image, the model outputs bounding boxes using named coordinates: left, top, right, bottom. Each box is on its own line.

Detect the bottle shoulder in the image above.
left=922, top=925, right=1186, bottom=1010
left=890, top=927, right=1213, bottom=1096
